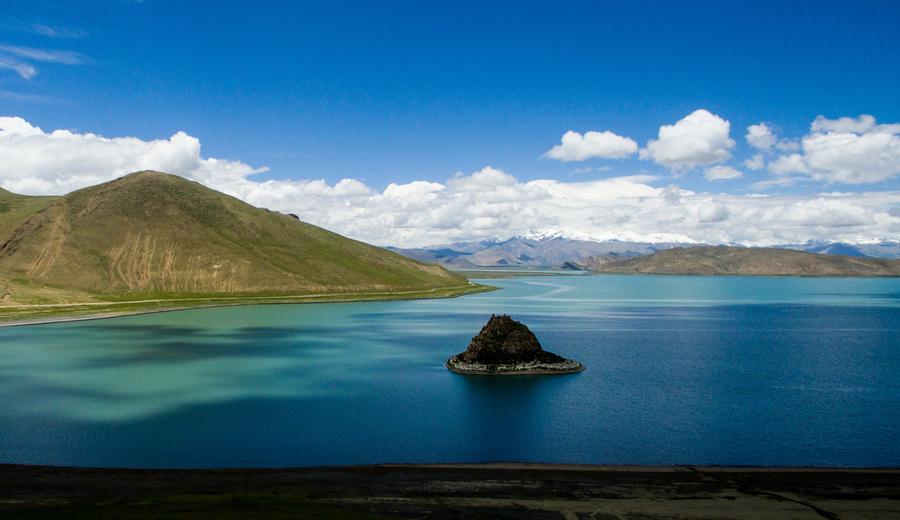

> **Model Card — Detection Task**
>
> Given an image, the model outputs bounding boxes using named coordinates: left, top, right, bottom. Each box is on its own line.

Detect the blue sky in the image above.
left=1, top=1, right=899, bottom=246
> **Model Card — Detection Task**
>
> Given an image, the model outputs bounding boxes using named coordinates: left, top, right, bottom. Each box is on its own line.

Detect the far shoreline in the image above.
left=5, top=270, right=897, bottom=328
left=0, top=283, right=496, bottom=329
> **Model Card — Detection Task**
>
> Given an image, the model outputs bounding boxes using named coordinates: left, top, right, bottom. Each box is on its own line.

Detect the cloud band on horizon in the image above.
left=0, top=115, right=898, bottom=248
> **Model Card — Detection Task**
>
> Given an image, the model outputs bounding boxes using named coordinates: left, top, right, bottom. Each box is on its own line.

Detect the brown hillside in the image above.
left=590, top=246, right=900, bottom=277
left=0, top=171, right=464, bottom=297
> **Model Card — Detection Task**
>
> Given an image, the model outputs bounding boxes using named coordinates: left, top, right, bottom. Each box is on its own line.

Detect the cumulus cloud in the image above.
left=696, top=203, right=730, bottom=223
left=745, top=122, right=799, bottom=153
left=810, top=114, right=876, bottom=134
left=777, top=198, right=874, bottom=228
left=746, top=123, right=776, bottom=151
left=212, top=172, right=900, bottom=246
left=543, top=130, right=637, bottom=161
left=0, top=116, right=266, bottom=194
left=744, top=154, right=765, bottom=170
left=640, top=109, right=735, bottom=170
left=767, top=153, right=809, bottom=175
left=802, top=126, right=900, bottom=184
left=447, top=166, right=517, bottom=191
left=703, top=165, right=743, bottom=181
left=1, top=116, right=898, bottom=247
left=765, top=114, right=900, bottom=185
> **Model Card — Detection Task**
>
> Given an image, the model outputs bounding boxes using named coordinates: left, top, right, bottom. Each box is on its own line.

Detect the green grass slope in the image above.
left=591, top=246, right=900, bottom=276
left=0, top=188, right=57, bottom=245
left=0, top=171, right=468, bottom=305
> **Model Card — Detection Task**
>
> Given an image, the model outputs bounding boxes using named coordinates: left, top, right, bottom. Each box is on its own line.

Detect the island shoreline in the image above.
left=446, top=357, right=585, bottom=375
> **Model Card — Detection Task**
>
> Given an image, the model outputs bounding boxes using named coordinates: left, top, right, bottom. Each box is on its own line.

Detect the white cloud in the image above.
left=0, top=116, right=266, bottom=194
left=745, top=122, right=799, bottom=154
left=764, top=115, right=900, bottom=185
left=703, top=165, right=743, bottom=181
left=1, top=116, right=898, bottom=247
left=746, top=123, right=776, bottom=151
left=775, top=139, right=801, bottom=152
left=206, top=172, right=900, bottom=246
left=811, top=114, right=876, bottom=134
left=447, top=166, right=517, bottom=191
left=802, top=126, right=900, bottom=183
left=543, top=130, right=637, bottom=161
left=778, top=199, right=873, bottom=228
left=768, top=153, right=808, bottom=175
left=640, top=109, right=735, bottom=170
left=744, top=154, right=765, bottom=170
left=696, top=203, right=730, bottom=223
left=0, top=116, right=45, bottom=136
left=750, top=177, right=799, bottom=191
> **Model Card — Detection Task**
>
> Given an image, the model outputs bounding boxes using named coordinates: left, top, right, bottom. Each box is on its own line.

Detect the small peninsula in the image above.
left=447, top=315, right=584, bottom=375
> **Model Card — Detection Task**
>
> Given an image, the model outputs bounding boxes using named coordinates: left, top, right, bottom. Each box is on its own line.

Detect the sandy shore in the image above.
left=2, top=463, right=898, bottom=519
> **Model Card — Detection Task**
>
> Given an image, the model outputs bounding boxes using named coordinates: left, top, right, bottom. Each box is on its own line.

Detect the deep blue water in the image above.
left=0, top=275, right=898, bottom=468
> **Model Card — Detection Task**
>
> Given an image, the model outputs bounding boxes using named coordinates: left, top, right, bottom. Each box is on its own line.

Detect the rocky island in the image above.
left=446, top=315, right=584, bottom=375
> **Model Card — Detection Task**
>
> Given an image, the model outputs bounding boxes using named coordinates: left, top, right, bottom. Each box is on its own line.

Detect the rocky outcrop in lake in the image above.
left=446, top=315, right=583, bottom=375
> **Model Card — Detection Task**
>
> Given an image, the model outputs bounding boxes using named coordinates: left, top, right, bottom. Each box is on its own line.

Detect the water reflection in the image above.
left=454, top=375, right=551, bottom=460
left=0, top=320, right=411, bottom=421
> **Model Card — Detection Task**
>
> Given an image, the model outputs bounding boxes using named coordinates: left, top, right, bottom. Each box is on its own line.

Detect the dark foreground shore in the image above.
left=2, top=463, right=899, bottom=519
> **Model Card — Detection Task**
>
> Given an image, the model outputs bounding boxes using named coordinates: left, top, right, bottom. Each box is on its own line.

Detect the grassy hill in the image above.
left=589, top=246, right=900, bottom=276
left=0, top=188, right=57, bottom=245
left=0, top=172, right=479, bottom=318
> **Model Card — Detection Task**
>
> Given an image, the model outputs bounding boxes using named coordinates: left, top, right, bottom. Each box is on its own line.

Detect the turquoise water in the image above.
left=1, top=275, right=898, bottom=468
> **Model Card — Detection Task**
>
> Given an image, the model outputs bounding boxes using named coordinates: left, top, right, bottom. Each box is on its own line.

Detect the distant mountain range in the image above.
left=591, top=246, right=900, bottom=277
left=0, top=171, right=466, bottom=306
left=780, top=240, right=900, bottom=259
left=389, top=235, right=900, bottom=269
left=388, top=237, right=688, bottom=269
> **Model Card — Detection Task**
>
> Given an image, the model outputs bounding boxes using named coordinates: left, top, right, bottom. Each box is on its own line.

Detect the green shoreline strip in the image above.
left=0, top=283, right=495, bottom=327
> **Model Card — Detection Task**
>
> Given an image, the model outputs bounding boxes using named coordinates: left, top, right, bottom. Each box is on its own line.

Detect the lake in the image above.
left=1, top=275, right=898, bottom=468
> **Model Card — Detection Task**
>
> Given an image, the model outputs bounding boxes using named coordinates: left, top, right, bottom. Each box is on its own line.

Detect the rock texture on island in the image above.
left=447, top=315, right=584, bottom=375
